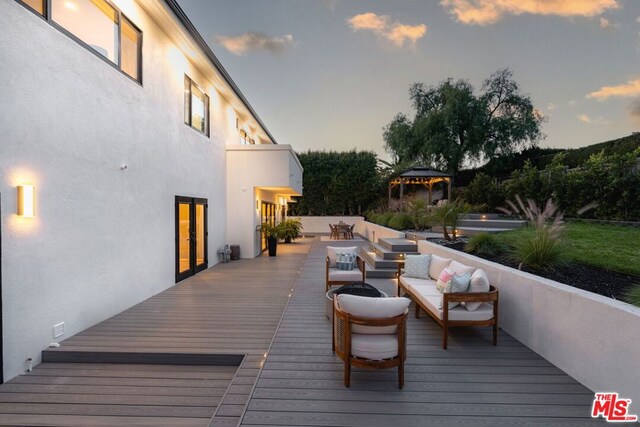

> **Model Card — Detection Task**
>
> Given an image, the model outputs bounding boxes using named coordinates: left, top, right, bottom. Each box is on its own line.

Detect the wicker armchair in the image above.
left=333, top=294, right=410, bottom=388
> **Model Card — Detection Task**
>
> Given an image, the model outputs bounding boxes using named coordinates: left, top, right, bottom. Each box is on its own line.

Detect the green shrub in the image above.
left=432, top=199, right=470, bottom=241
left=406, top=197, right=431, bottom=231
left=500, top=196, right=566, bottom=269
left=465, top=232, right=506, bottom=256
left=624, top=285, right=640, bottom=307
left=464, top=172, right=505, bottom=211
left=279, top=218, right=302, bottom=242
left=387, top=212, right=414, bottom=230
left=378, top=212, right=395, bottom=227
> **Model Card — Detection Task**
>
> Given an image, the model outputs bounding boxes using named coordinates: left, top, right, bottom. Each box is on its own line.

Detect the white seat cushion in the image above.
left=351, top=334, right=398, bottom=360
left=449, top=260, right=475, bottom=276
left=420, top=294, right=494, bottom=321
left=328, top=269, right=363, bottom=282
left=466, top=269, right=490, bottom=311
left=429, top=254, right=452, bottom=280
left=399, top=276, right=437, bottom=293
left=337, top=294, right=410, bottom=334
left=327, top=246, right=358, bottom=268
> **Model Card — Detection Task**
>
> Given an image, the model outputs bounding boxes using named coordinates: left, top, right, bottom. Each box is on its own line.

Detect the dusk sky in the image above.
left=179, top=0, right=640, bottom=160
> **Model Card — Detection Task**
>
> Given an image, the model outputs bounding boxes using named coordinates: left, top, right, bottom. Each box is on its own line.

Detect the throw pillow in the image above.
left=403, top=254, right=431, bottom=279
left=336, top=252, right=356, bottom=270
left=435, top=267, right=454, bottom=293
left=449, top=260, right=475, bottom=276
left=429, top=254, right=452, bottom=280
left=465, top=268, right=490, bottom=311
left=439, top=272, right=471, bottom=310
left=327, top=246, right=358, bottom=268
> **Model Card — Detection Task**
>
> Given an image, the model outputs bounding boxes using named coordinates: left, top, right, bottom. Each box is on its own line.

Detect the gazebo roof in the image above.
left=398, top=167, right=452, bottom=178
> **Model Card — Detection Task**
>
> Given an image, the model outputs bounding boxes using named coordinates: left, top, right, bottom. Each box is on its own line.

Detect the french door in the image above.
left=175, top=196, right=208, bottom=282
left=261, top=201, right=276, bottom=252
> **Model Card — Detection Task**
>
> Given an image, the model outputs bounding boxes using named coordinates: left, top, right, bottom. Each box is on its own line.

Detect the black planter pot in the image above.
left=267, top=236, right=278, bottom=256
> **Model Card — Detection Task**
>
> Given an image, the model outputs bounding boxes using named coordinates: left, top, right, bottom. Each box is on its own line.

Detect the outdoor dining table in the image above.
left=333, top=223, right=354, bottom=240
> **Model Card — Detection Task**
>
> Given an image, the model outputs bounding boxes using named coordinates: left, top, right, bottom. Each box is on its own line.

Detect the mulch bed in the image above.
left=428, top=238, right=640, bottom=302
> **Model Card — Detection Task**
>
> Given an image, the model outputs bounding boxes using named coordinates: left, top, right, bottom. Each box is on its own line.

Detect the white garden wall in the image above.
left=298, top=217, right=405, bottom=242
left=417, top=240, right=640, bottom=406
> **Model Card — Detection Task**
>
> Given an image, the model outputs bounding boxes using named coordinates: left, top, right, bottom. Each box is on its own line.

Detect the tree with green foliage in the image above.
left=384, top=68, right=545, bottom=182
left=291, top=150, right=382, bottom=216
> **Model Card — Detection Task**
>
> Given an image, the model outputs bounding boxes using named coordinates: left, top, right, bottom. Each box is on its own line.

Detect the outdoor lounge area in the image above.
left=0, top=237, right=610, bottom=426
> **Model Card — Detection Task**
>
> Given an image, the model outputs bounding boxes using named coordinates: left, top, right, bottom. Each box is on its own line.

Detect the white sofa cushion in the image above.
left=337, top=294, right=410, bottom=334
left=399, top=276, right=438, bottom=295
left=403, top=254, right=431, bottom=279
left=329, top=269, right=363, bottom=283
left=351, top=334, right=398, bottom=360
left=466, top=269, right=490, bottom=311
left=418, top=293, right=494, bottom=321
left=429, top=254, right=452, bottom=280
left=327, top=246, right=358, bottom=268
left=449, top=260, right=475, bottom=276
left=439, top=272, right=471, bottom=310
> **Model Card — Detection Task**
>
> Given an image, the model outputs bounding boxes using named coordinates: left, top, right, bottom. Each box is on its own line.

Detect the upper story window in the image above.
left=184, top=75, right=210, bottom=137
left=16, top=0, right=142, bottom=83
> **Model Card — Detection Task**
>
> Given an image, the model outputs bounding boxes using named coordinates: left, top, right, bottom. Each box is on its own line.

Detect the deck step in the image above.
left=457, top=218, right=526, bottom=229
left=377, top=238, right=418, bottom=252
left=367, top=242, right=418, bottom=260
left=404, top=231, right=443, bottom=241
left=360, top=249, right=403, bottom=270
left=431, top=226, right=516, bottom=236
left=365, top=264, right=398, bottom=278
left=41, top=349, right=244, bottom=366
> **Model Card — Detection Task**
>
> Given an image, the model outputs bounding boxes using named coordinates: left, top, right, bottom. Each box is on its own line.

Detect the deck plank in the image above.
left=239, top=239, right=607, bottom=427
left=0, top=241, right=311, bottom=427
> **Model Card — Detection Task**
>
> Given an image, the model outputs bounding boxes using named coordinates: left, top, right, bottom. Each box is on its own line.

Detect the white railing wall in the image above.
left=297, top=217, right=404, bottom=242
left=417, top=240, right=640, bottom=406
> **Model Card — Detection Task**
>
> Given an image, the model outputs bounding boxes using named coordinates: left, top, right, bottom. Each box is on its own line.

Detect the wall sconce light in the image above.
left=17, top=184, right=35, bottom=217
left=256, top=199, right=260, bottom=210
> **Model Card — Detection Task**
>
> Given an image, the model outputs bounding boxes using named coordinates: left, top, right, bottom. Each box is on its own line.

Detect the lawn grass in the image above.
left=496, top=222, right=640, bottom=276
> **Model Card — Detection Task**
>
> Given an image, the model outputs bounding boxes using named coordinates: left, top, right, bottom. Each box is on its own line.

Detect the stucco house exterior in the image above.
left=0, top=0, right=302, bottom=383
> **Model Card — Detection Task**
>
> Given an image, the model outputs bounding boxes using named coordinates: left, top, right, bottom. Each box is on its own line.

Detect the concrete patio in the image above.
left=0, top=238, right=607, bottom=426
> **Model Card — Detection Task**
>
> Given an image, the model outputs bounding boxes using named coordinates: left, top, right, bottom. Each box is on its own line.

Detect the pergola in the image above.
left=388, top=167, right=453, bottom=205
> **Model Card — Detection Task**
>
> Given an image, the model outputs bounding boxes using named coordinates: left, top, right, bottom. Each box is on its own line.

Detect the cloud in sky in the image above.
left=629, top=99, right=640, bottom=124
left=577, top=113, right=610, bottom=125
left=440, top=0, right=619, bottom=25
left=599, top=17, right=620, bottom=29
left=569, top=100, right=577, bottom=106
left=547, top=102, right=557, bottom=111
left=215, top=32, right=294, bottom=56
left=586, top=78, right=640, bottom=100
left=348, top=12, right=427, bottom=47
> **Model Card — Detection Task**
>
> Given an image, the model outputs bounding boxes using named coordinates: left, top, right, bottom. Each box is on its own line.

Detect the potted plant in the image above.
left=261, top=222, right=281, bottom=256
left=280, top=218, right=303, bottom=243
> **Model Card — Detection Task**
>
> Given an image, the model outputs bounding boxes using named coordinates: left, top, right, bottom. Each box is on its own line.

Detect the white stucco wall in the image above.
left=226, top=145, right=302, bottom=258
left=417, top=240, right=640, bottom=406
left=0, top=0, right=247, bottom=381
left=298, top=217, right=405, bottom=242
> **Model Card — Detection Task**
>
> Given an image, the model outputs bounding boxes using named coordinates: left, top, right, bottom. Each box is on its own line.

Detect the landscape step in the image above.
left=364, top=263, right=397, bottom=279
left=377, top=238, right=418, bottom=252
left=368, top=242, right=418, bottom=260
left=360, top=249, right=404, bottom=270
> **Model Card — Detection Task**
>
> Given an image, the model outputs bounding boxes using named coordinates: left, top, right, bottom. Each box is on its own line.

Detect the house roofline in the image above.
left=162, top=0, right=278, bottom=145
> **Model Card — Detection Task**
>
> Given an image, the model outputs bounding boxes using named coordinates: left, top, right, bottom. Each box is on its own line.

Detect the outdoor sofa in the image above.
left=397, top=254, right=499, bottom=349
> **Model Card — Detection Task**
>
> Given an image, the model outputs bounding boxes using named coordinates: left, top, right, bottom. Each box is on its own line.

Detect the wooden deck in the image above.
left=0, top=240, right=311, bottom=427
left=0, top=237, right=609, bottom=426
left=240, top=239, right=607, bottom=426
